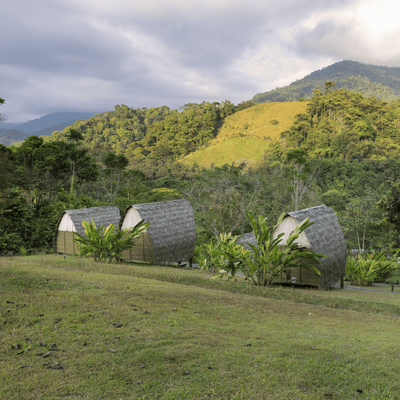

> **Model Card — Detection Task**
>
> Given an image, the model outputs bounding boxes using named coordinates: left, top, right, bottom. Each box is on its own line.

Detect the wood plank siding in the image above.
left=121, top=232, right=155, bottom=263
left=56, top=231, right=79, bottom=255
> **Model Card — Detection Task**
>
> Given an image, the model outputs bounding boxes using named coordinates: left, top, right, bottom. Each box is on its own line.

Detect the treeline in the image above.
left=280, top=83, right=400, bottom=160
left=48, top=100, right=255, bottom=162
left=2, top=131, right=400, bottom=256
left=252, top=60, right=400, bottom=103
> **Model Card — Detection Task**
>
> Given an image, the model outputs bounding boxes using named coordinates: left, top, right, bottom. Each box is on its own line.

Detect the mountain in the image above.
left=0, top=111, right=97, bottom=146
left=252, top=60, right=400, bottom=103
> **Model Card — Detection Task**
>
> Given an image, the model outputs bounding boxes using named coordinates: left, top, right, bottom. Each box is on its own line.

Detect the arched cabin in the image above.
left=53, top=206, right=121, bottom=255
left=119, top=199, right=196, bottom=265
left=237, top=205, right=347, bottom=289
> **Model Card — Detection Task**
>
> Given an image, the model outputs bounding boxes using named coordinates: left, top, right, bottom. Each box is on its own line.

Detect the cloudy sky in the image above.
left=1, top=0, right=400, bottom=123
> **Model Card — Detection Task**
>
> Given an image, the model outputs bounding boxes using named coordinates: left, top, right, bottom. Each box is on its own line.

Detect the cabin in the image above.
left=237, top=205, right=347, bottom=289
left=53, top=206, right=121, bottom=255
left=119, top=199, right=196, bottom=265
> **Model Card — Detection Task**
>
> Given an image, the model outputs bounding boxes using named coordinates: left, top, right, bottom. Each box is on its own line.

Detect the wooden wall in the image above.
left=274, top=246, right=321, bottom=287
left=56, top=231, right=79, bottom=255
left=121, top=232, right=155, bottom=263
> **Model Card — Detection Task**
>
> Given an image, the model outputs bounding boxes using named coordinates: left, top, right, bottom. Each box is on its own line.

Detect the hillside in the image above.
left=253, top=60, right=400, bottom=103
left=182, top=102, right=308, bottom=166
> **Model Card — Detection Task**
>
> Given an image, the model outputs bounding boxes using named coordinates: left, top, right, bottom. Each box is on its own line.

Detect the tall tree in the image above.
left=101, top=152, right=129, bottom=202
left=283, top=150, right=320, bottom=211
left=15, top=136, right=98, bottom=206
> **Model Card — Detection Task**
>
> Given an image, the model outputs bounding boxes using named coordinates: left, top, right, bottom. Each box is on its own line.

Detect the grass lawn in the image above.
left=1, top=255, right=400, bottom=399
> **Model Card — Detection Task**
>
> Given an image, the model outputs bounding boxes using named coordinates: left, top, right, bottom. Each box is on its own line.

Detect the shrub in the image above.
left=74, top=218, right=149, bottom=263
left=198, top=233, right=251, bottom=280
left=345, top=251, right=399, bottom=285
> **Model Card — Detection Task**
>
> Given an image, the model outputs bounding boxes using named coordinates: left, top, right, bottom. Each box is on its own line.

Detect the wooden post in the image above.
left=189, top=257, right=193, bottom=268
left=340, top=276, right=344, bottom=289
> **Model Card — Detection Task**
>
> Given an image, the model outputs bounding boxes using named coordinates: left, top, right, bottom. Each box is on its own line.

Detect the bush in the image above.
left=345, top=251, right=399, bottom=285
left=198, top=233, right=250, bottom=280
left=74, top=218, right=149, bottom=263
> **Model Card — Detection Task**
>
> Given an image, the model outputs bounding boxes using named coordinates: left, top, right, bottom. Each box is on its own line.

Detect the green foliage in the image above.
left=199, top=233, right=251, bottom=280
left=183, top=165, right=263, bottom=237
left=270, top=119, right=279, bottom=125
left=345, top=251, right=399, bottom=285
left=320, top=190, right=348, bottom=212
left=47, top=101, right=254, bottom=164
left=280, top=86, right=400, bottom=161
left=339, top=194, right=389, bottom=252
left=73, top=218, right=149, bottom=263
left=244, top=213, right=324, bottom=287
left=13, top=135, right=98, bottom=207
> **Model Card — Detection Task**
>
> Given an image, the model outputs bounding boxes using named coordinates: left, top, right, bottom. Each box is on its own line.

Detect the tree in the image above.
left=340, top=194, right=386, bottom=252
left=66, top=128, right=85, bottom=195
left=0, top=97, right=5, bottom=122
left=0, top=145, right=15, bottom=213
left=283, top=150, right=320, bottom=211
left=101, top=152, right=129, bottom=202
left=183, top=165, right=262, bottom=238
left=14, top=136, right=98, bottom=206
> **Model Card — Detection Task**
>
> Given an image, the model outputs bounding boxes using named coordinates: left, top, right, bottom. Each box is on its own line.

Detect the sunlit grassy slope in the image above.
left=182, top=101, right=308, bottom=167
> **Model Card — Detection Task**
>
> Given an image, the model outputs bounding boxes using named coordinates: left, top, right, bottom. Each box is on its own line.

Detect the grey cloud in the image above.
left=0, top=0, right=367, bottom=122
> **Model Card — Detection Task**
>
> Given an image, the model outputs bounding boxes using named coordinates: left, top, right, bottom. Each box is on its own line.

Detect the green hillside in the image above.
left=253, top=60, right=400, bottom=103
left=182, top=101, right=308, bottom=167
left=46, top=101, right=255, bottom=162
left=185, top=87, right=400, bottom=166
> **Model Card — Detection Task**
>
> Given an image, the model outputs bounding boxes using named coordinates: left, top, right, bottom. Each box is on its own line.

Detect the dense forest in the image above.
left=253, top=60, right=400, bottom=103
left=2, top=87, right=400, bottom=258
left=48, top=100, right=255, bottom=162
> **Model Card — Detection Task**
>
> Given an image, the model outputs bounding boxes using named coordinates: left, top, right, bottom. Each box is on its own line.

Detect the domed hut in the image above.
left=238, top=205, right=347, bottom=289
left=119, top=199, right=196, bottom=265
left=53, top=206, right=121, bottom=255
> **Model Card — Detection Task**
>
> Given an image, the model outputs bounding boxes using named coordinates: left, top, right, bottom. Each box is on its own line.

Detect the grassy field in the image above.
left=1, top=255, right=400, bottom=399
left=182, top=102, right=308, bottom=167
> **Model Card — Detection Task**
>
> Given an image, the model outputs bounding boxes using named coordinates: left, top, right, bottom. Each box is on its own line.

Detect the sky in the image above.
left=1, top=0, right=400, bottom=123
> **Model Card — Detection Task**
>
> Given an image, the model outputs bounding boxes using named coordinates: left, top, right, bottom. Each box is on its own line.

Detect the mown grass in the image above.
left=182, top=102, right=308, bottom=167
left=1, top=255, right=400, bottom=399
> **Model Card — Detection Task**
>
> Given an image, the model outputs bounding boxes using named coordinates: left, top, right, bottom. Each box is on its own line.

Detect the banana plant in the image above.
left=199, top=233, right=251, bottom=280
left=74, top=218, right=149, bottom=263
left=244, top=212, right=326, bottom=287
left=210, top=233, right=251, bottom=280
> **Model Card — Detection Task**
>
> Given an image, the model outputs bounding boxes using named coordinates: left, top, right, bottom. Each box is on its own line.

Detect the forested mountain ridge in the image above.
left=46, top=100, right=255, bottom=162
left=253, top=60, right=400, bottom=103
left=46, top=86, right=400, bottom=167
